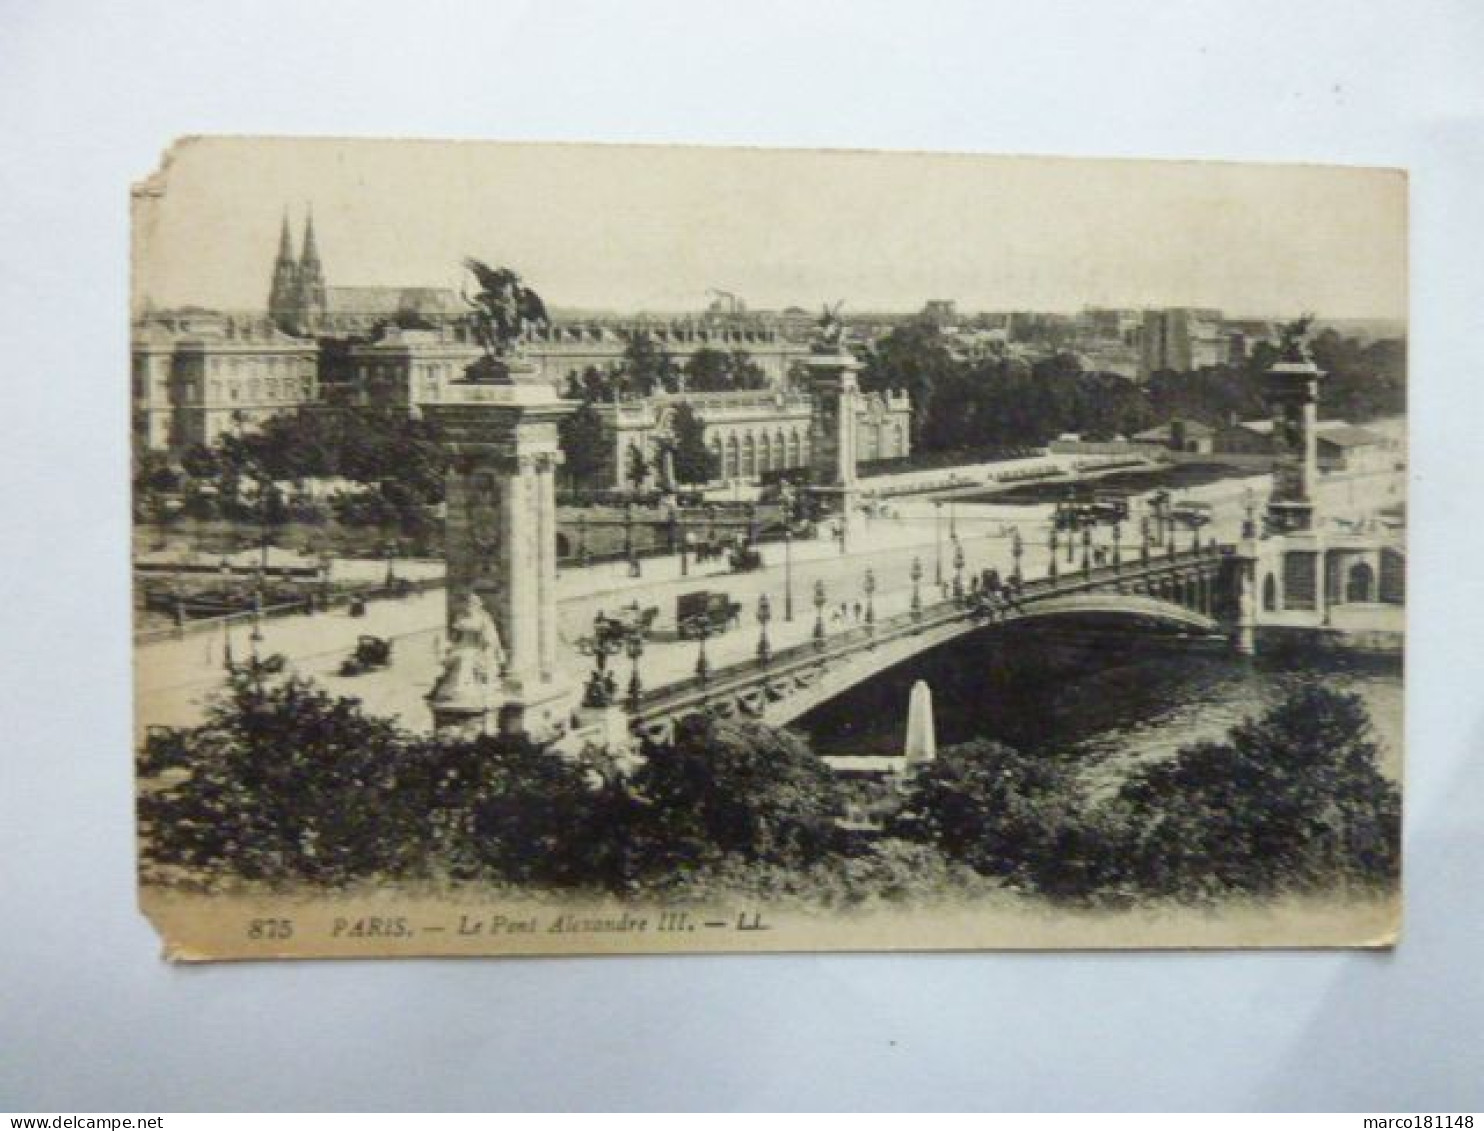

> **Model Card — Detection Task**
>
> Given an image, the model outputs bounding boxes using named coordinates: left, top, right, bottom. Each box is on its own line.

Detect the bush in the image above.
left=628, top=716, right=845, bottom=871
left=898, top=739, right=1086, bottom=892
left=1111, top=684, right=1401, bottom=901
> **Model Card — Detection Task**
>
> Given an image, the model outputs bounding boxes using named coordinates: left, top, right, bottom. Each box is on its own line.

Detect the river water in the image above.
left=797, top=625, right=1403, bottom=792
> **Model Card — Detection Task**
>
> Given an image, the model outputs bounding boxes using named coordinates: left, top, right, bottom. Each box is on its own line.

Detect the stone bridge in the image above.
left=630, top=544, right=1237, bottom=743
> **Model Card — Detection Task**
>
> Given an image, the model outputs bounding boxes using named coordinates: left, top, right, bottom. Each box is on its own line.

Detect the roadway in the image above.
left=133, top=460, right=1400, bottom=740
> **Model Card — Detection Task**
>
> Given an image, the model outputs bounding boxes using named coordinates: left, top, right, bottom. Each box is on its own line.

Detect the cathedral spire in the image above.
left=268, top=208, right=301, bottom=333
left=295, top=204, right=327, bottom=333
left=300, top=206, right=321, bottom=269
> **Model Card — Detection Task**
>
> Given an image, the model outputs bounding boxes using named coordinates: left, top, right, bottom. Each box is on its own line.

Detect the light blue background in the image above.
left=2, top=0, right=1481, bottom=1112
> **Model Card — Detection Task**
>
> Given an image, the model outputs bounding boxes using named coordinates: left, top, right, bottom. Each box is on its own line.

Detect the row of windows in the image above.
left=709, top=429, right=808, bottom=479
left=208, top=355, right=313, bottom=377
left=171, top=377, right=314, bottom=404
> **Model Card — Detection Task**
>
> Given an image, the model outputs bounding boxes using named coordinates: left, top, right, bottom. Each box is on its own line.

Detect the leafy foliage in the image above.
left=668, top=402, right=717, bottom=485
left=140, top=670, right=1397, bottom=908
left=629, top=716, right=845, bottom=870
left=558, top=400, right=610, bottom=489
left=1110, top=684, right=1401, bottom=900
left=860, top=319, right=1406, bottom=461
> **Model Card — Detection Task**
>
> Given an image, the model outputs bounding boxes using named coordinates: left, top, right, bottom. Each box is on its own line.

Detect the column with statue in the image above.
left=425, top=259, right=576, bottom=740
left=801, top=302, right=863, bottom=548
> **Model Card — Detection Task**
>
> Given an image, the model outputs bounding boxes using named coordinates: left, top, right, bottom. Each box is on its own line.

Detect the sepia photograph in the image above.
left=131, top=137, right=1407, bottom=958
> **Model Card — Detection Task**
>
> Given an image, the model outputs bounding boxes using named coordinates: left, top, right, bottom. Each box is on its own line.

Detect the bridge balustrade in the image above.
left=631, top=544, right=1232, bottom=725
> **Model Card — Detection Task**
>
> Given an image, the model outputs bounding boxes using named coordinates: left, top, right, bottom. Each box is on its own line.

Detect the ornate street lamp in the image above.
left=1081, top=525, right=1093, bottom=574
left=625, top=630, right=645, bottom=712
left=1112, top=521, right=1122, bottom=568
left=578, top=614, right=622, bottom=708
left=1048, top=524, right=1059, bottom=582
left=1011, top=528, right=1024, bottom=587
left=952, top=539, right=966, bottom=602
left=910, top=555, right=923, bottom=619
left=624, top=502, right=641, bottom=578
left=864, top=567, right=877, bottom=629
left=249, top=589, right=265, bottom=659
left=756, top=592, right=772, bottom=665
left=783, top=527, right=794, bottom=622
left=934, top=499, right=944, bottom=584
left=693, top=617, right=711, bottom=685
left=812, top=578, right=827, bottom=650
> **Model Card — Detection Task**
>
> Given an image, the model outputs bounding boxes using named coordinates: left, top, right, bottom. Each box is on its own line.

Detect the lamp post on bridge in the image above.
left=578, top=614, right=622, bottom=709
left=1047, top=523, right=1059, bottom=582
left=934, top=500, right=944, bottom=584
left=864, top=567, right=877, bottom=630
left=812, top=579, right=827, bottom=651
left=782, top=526, right=794, bottom=623
left=1081, top=525, right=1092, bottom=575
left=1011, top=528, right=1024, bottom=587
left=756, top=593, right=772, bottom=666
left=1112, top=521, right=1122, bottom=569
left=692, top=616, right=711, bottom=686
left=625, top=630, right=645, bottom=713
left=910, top=555, right=923, bottom=619
left=952, top=539, right=966, bottom=603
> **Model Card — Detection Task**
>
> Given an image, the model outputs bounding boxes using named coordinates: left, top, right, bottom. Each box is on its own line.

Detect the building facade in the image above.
left=594, top=387, right=911, bottom=490
left=131, top=312, right=319, bottom=451
left=1139, top=308, right=1229, bottom=378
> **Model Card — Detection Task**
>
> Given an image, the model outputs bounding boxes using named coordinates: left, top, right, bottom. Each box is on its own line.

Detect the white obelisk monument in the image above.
left=903, top=679, right=937, bottom=765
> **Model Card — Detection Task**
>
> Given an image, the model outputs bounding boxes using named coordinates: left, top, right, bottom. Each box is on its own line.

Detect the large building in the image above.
left=595, top=387, right=912, bottom=491
left=131, top=311, right=319, bottom=452
left=1139, top=308, right=1230, bottom=377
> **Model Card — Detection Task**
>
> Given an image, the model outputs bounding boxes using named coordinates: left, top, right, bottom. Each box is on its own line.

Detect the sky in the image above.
left=133, top=137, right=1408, bottom=320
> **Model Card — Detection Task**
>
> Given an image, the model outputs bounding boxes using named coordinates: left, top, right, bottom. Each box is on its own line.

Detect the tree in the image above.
left=558, top=400, right=610, bottom=489
left=900, top=739, right=1087, bottom=890
left=619, top=332, right=678, bottom=397
left=1112, top=684, right=1401, bottom=901
left=668, top=402, right=717, bottom=485
left=682, top=347, right=770, bottom=392
left=630, top=717, right=845, bottom=869
left=139, top=666, right=424, bottom=886
left=624, top=443, right=650, bottom=491
left=860, top=319, right=958, bottom=447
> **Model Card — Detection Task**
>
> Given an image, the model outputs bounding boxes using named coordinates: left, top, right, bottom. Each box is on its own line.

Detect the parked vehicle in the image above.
left=339, top=634, right=392, bottom=676
left=676, top=591, right=742, bottom=638
left=1171, top=500, right=1214, bottom=528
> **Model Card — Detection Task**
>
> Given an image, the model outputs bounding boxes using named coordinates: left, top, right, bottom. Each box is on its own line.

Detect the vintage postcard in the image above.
left=133, top=138, right=1406, bottom=958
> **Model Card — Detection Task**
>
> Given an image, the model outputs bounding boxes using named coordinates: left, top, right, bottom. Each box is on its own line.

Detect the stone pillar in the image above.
left=425, top=357, right=575, bottom=741
left=803, top=350, right=863, bottom=542
left=1264, top=358, right=1325, bottom=534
